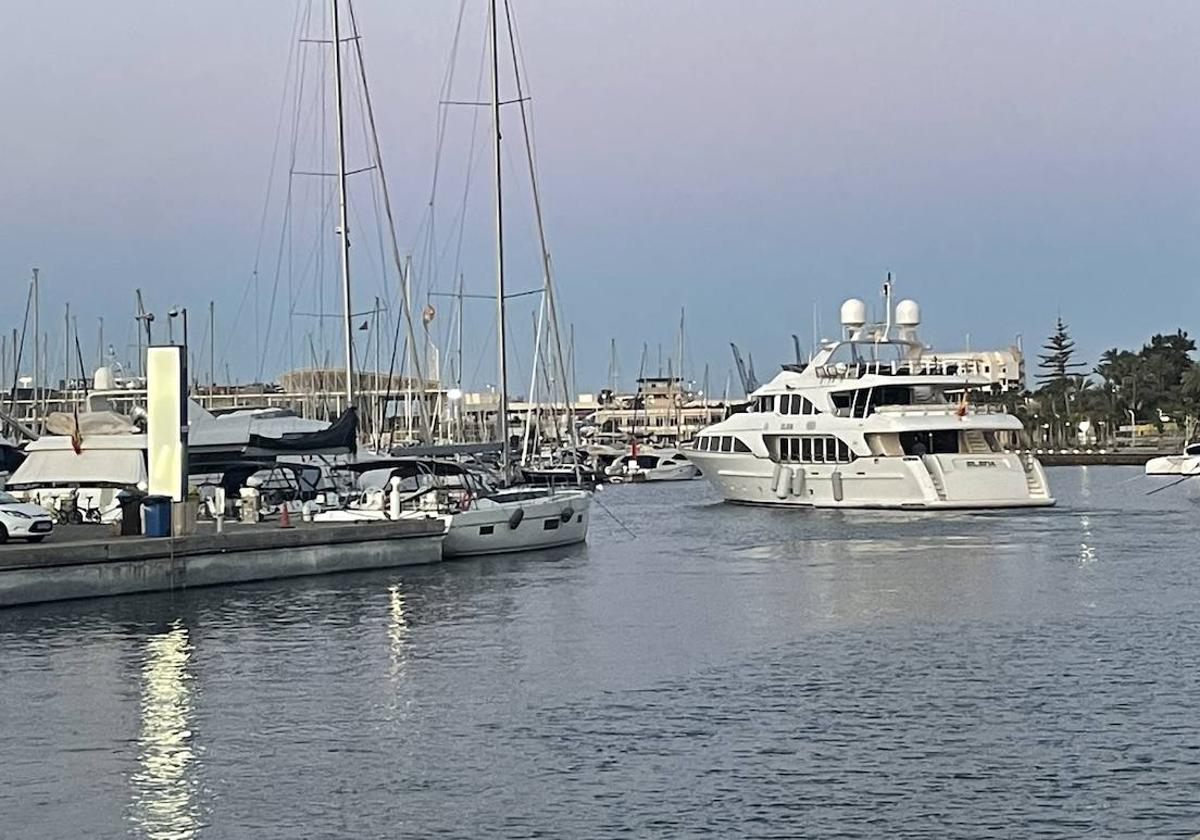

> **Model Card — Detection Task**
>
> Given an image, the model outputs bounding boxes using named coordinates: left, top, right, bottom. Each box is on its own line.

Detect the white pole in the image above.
left=490, top=0, right=510, bottom=480
left=331, top=0, right=354, bottom=409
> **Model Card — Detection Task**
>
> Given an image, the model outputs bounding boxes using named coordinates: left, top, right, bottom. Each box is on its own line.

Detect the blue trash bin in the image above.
left=143, top=495, right=173, bottom=538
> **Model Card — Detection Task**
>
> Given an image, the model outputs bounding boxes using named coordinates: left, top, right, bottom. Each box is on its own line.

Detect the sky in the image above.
left=1, top=0, right=1197, bottom=396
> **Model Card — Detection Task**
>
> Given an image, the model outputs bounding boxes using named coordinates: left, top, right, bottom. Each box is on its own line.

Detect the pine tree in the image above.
left=1036, top=317, right=1086, bottom=392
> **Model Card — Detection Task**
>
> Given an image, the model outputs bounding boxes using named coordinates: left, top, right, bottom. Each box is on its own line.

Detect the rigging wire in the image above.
left=223, top=0, right=305, bottom=379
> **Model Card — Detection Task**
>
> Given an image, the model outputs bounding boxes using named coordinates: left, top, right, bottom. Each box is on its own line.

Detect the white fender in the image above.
left=831, top=470, right=844, bottom=502
left=791, top=467, right=806, bottom=497
left=774, top=466, right=792, bottom=499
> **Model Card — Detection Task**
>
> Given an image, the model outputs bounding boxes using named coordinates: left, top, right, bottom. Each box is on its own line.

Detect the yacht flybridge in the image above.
left=688, top=286, right=1055, bottom=509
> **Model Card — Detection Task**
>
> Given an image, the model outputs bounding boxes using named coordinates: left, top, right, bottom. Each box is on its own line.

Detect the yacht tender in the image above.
left=1145, top=443, right=1200, bottom=477
left=688, top=292, right=1054, bottom=509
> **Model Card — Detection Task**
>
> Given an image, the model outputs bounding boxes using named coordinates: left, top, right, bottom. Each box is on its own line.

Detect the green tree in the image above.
left=1036, top=317, right=1086, bottom=394
left=1035, top=318, right=1087, bottom=445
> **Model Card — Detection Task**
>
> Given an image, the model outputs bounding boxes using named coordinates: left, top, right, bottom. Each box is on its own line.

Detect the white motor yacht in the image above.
left=606, top=449, right=701, bottom=483
left=1145, top=442, right=1200, bottom=476
left=687, top=288, right=1054, bottom=509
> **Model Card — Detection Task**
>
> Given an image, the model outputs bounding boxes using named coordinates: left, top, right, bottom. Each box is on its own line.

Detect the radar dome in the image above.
left=93, top=366, right=116, bottom=391
left=895, top=299, right=920, bottom=327
left=840, top=298, right=867, bottom=329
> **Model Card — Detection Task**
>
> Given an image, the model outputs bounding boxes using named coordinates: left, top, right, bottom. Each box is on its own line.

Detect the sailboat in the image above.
left=315, top=0, right=589, bottom=557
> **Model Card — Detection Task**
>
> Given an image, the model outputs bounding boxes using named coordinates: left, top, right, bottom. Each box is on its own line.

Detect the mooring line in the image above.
left=593, top=494, right=637, bottom=538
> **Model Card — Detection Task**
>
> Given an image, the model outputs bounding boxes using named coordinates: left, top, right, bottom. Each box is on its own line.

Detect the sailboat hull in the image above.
left=443, top=488, right=591, bottom=557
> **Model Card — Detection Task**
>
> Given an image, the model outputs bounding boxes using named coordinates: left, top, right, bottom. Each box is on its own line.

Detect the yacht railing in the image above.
left=872, top=404, right=1010, bottom=417
left=812, top=359, right=986, bottom=380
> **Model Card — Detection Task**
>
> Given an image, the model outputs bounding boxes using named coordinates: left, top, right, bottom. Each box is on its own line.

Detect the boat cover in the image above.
left=7, top=435, right=147, bottom=489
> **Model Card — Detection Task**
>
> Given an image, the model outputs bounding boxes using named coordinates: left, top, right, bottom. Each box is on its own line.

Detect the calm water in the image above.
left=1, top=467, right=1198, bottom=839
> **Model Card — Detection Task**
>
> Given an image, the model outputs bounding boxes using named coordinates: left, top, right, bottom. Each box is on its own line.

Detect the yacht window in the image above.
left=699, top=436, right=709, bottom=451
left=899, top=430, right=960, bottom=456
left=543, top=518, right=560, bottom=531
left=831, top=392, right=852, bottom=416
left=873, top=384, right=912, bottom=408
left=801, top=397, right=815, bottom=415
left=721, top=436, right=733, bottom=453
left=479, top=525, right=494, bottom=535
left=733, top=437, right=751, bottom=454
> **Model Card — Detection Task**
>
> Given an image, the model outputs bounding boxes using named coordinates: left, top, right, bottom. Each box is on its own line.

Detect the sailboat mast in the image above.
left=331, top=0, right=354, bottom=409
left=490, top=0, right=510, bottom=476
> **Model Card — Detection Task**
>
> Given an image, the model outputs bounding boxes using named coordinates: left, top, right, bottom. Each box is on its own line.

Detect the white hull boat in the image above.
left=441, top=487, right=590, bottom=557
left=606, top=450, right=701, bottom=483
left=688, top=286, right=1054, bottom=510
left=1145, top=443, right=1200, bottom=477
left=314, top=459, right=590, bottom=558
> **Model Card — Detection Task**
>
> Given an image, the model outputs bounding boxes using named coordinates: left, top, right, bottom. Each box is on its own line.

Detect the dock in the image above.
left=0, top=518, right=447, bottom=608
left=1023, top=450, right=1171, bottom=467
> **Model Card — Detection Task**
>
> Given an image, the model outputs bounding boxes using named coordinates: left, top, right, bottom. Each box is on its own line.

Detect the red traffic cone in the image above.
left=278, top=504, right=293, bottom=529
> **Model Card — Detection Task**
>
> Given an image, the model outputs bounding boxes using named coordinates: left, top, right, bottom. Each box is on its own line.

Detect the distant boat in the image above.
left=1145, top=442, right=1200, bottom=477
left=606, top=448, right=700, bottom=483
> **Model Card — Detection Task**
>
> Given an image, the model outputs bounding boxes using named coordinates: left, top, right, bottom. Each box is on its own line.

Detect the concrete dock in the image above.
left=0, top=517, right=448, bottom=608
left=1024, top=449, right=1170, bottom=467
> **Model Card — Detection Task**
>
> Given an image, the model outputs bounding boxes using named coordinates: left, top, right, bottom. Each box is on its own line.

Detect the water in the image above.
left=1, top=466, right=1197, bottom=839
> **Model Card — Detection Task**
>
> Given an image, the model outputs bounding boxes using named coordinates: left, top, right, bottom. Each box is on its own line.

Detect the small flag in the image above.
left=422, top=304, right=436, bottom=325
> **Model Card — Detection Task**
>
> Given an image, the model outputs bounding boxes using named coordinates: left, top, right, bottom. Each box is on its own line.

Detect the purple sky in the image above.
left=1, top=1, right=1196, bottom=393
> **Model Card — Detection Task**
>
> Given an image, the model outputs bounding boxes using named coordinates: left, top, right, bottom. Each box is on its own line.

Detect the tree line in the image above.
left=1026, top=318, right=1200, bottom=447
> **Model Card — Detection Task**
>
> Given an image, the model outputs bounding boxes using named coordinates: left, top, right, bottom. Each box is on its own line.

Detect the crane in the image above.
left=729, top=342, right=759, bottom=396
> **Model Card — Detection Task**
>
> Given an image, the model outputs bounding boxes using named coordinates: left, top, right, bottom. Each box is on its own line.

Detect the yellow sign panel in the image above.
left=146, top=346, right=187, bottom=502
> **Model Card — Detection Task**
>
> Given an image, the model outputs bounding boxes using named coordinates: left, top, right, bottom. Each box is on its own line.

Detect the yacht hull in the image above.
left=690, top=451, right=1055, bottom=509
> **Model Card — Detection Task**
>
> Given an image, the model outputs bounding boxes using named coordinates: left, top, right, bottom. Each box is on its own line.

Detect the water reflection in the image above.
left=128, top=622, right=201, bottom=840
left=387, top=582, right=409, bottom=681
left=1078, top=514, right=1097, bottom=564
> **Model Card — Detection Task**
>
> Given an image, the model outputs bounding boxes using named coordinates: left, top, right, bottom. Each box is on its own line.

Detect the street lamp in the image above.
left=168, top=307, right=189, bottom=384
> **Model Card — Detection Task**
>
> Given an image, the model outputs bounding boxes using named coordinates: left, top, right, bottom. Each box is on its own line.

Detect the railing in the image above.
left=813, top=359, right=988, bottom=380
left=872, top=404, right=1011, bottom=417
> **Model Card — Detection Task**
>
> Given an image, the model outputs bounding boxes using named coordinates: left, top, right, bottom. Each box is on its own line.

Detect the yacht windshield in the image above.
left=824, top=341, right=910, bottom=366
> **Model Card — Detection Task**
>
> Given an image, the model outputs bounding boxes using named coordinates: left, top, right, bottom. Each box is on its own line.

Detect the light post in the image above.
left=168, top=307, right=189, bottom=387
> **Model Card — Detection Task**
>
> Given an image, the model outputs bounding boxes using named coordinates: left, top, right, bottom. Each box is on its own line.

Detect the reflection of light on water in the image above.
left=129, top=623, right=200, bottom=840
left=388, top=583, right=409, bottom=681
left=1078, top=514, right=1097, bottom=563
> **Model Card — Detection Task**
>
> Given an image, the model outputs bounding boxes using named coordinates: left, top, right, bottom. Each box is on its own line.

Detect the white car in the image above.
left=0, top=491, right=54, bottom=544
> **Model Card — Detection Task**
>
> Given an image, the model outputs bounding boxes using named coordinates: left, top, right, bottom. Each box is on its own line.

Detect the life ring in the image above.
left=508, top=508, right=525, bottom=529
